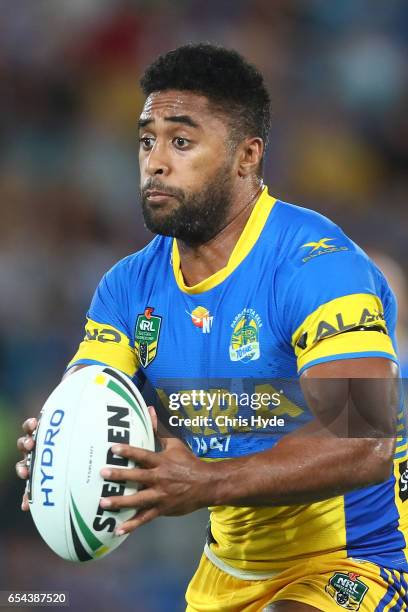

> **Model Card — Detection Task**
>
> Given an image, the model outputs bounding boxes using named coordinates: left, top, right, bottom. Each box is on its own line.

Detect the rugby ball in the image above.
left=27, top=365, right=155, bottom=562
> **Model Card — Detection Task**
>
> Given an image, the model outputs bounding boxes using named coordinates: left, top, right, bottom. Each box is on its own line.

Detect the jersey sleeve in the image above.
left=67, top=262, right=138, bottom=377
left=277, top=249, right=398, bottom=375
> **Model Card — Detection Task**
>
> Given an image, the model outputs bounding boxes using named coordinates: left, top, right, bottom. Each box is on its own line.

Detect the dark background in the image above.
left=1, top=1, right=407, bottom=610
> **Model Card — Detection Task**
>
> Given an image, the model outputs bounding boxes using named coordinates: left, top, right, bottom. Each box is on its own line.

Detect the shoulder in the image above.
left=266, top=200, right=398, bottom=370
left=270, top=199, right=381, bottom=281
left=103, top=235, right=171, bottom=287
left=272, top=200, right=359, bottom=264
left=269, top=198, right=396, bottom=318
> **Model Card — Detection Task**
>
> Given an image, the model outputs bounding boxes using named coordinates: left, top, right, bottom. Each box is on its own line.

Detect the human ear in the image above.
left=237, top=137, right=264, bottom=177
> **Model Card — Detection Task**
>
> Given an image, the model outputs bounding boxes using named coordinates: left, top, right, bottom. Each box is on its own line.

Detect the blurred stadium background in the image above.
left=1, top=1, right=407, bottom=610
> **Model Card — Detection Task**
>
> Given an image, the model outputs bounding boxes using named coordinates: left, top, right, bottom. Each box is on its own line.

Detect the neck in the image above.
left=176, top=178, right=263, bottom=287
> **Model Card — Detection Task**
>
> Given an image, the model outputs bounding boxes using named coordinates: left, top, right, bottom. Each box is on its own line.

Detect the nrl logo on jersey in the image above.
left=229, top=308, right=262, bottom=363
left=301, top=237, right=348, bottom=263
left=325, top=572, right=368, bottom=610
left=135, top=307, right=162, bottom=368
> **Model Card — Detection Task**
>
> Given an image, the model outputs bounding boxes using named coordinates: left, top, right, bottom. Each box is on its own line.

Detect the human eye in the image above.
left=139, top=136, right=154, bottom=150
left=173, top=136, right=191, bottom=149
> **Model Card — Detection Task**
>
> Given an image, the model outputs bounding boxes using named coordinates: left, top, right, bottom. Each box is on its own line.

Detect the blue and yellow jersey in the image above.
left=68, top=186, right=407, bottom=575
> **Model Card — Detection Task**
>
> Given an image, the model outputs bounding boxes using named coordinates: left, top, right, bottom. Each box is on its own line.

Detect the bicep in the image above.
left=300, top=357, right=399, bottom=438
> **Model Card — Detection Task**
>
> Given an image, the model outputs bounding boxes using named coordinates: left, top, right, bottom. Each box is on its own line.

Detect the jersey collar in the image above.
left=172, top=185, right=277, bottom=294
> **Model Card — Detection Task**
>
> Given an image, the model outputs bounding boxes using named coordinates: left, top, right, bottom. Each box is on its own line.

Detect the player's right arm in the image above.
left=16, top=364, right=89, bottom=510
left=16, top=259, right=139, bottom=510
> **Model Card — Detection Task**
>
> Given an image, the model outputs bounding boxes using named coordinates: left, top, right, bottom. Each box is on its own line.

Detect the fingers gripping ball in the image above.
left=27, top=366, right=155, bottom=562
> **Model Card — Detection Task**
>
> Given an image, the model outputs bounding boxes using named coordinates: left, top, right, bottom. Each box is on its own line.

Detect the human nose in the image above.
left=144, top=141, right=170, bottom=177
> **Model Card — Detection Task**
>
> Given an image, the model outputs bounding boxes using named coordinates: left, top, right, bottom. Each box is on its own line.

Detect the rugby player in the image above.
left=17, top=44, right=406, bottom=611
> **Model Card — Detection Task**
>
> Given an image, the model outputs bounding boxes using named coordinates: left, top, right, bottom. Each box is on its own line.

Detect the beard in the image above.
left=141, top=162, right=235, bottom=245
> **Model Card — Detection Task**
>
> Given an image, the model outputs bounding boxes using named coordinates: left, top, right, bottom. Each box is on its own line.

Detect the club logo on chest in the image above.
left=229, top=308, right=262, bottom=363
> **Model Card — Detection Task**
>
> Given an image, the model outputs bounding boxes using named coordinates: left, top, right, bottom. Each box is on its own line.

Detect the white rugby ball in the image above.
left=27, top=365, right=155, bottom=562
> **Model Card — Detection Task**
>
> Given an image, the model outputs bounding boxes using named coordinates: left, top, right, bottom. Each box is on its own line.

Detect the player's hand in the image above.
left=99, top=408, right=213, bottom=534
left=16, top=417, right=38, bottom=511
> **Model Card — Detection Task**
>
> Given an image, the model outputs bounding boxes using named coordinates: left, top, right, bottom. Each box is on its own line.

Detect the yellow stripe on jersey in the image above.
left=291, top=293, right=396, bottom=372
left=67, top=318, right=138, bottom=377
left=172, top=186, right=277, bottom=294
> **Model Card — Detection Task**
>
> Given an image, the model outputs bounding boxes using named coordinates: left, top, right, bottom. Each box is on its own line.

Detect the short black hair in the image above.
left=140, top=43, right=271, bottom=159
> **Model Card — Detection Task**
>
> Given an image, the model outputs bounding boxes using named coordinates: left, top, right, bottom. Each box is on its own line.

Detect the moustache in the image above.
left=141, top=180, right=184, bottom=200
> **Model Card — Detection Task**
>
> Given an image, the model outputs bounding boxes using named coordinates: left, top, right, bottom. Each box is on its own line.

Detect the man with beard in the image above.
left=17, top=44, right=407, bottom=611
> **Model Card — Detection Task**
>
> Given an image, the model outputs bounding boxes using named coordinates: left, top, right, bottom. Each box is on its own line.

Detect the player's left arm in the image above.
left=99, top=354, right=398, bottom=533
left=204, top=355, right=398, bottom=507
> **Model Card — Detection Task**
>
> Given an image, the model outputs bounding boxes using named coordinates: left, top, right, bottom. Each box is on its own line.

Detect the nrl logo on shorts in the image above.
left=325, top=571, right=368, bottom=610
left=135, top=307, right=162, bottom=368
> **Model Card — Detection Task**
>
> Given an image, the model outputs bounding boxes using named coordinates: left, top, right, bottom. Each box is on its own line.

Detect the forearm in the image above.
left=207, top=432, right=395, bottom=507
left=205, top=361, right=396, bottom=508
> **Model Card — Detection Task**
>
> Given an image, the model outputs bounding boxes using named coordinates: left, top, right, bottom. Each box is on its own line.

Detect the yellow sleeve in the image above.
left=291, top=293, right=397, bottom=373
left=67, top=318, right=139, bottom=377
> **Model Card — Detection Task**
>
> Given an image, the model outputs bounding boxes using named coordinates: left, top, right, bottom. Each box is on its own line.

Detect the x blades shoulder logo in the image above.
left=302, top=237, right=335, bottom=252
left=135, top=307, right=162, bottom=368
left=301, top=237, right=348, bottom=262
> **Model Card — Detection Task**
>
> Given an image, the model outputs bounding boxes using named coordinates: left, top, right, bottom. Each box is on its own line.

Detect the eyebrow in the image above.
left=138, top=115, right=200, bottom=129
